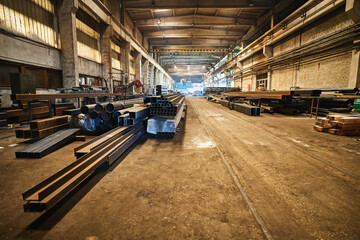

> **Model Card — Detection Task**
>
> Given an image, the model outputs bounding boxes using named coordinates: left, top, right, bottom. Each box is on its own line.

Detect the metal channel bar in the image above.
left=24, top=124, right=145, bottom=211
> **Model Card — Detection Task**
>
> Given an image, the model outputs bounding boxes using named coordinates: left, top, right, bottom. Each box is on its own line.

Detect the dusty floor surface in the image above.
left=0, top=97, right=359, bottom=239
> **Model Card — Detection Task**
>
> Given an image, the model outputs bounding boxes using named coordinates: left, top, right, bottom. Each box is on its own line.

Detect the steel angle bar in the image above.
left=74, top=126, right=129, bottom=154
left=23, top=123, right=144, bottom=211
left=24, top=126, right=133, bottom=201
left=128, top=107, right=148, bottom=119
left=118, top=114, right=130, bottom=126
left=107, top=126, right=145, bottom=165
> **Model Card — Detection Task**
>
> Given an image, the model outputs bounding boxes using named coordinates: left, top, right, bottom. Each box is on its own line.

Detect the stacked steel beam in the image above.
left=225, top=90, right=322, bottom=100
left=118, top=107, right=149, bottom=126
left=22, top=120, right=146, bottom=212
left=146, top=93, right=186, bottom=136
left=146, top=93, right=185, bottom=117
left=156, top=85, right=168, bottom=95
left=232, top=103, right=260, bottom=116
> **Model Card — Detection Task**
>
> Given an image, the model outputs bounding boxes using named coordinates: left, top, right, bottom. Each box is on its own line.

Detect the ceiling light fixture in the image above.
left=157, top=19, right=161, bottom=25
left=248, top=0, right=254, bottom=7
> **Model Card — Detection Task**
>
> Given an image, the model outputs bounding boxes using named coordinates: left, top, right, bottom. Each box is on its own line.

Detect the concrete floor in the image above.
left=0, top=97, right=360, bottom=239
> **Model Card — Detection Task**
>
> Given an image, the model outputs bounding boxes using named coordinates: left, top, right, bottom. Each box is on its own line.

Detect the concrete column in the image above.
left=58, top=0, right=79, bottom=88
left=348, top=47, right=360, bottom=88
left=101, top=25, right=113, bottom=92
left=142, top=59, right=149, bottom=93
left=134, top=52, right=142, bottom=80
left=120, top=41, right=130, bottom=85
left=149, top=64, right=155, bottom=94
left=155, top=68, right=160, bottom=88
left=267, top=68, right=272, bottom=90
left=346, top=0, right=360, bottom=23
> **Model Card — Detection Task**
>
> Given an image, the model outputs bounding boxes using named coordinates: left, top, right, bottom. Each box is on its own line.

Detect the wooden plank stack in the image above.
left=314, top=114, right=360, bottom=135
left=15, top=116, right=69, bottom=139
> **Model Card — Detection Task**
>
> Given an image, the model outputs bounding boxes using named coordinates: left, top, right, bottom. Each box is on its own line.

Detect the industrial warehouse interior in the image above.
left=0, top=0, right=360, bottom=239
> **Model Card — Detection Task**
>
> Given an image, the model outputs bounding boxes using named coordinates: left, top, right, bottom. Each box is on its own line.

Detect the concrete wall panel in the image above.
left=0, top=33, right=61, bottom=69
left=78, top=57, right=102, bottom=77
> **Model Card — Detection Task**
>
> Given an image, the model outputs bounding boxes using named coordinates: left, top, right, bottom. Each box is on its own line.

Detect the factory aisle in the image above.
left=188, top=97, right=360, bottom=240
left=2, top=97, right=359, bottom=240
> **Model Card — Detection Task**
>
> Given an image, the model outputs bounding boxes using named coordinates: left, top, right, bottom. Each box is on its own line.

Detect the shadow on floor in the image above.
left=15, top=134, right=149, bottom=239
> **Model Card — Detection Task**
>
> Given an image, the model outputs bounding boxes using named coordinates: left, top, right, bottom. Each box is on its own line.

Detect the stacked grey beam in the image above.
left=118, top=107, right=149, bottom=126
left=232, top=103, right=260, bottom=116
left=22, top=122, right=146, bottom=212
left=156, top=85, right=168, bottom=95
left=16, top=129, right=80, bottom=158
left=148, top=93, right=185, bottom=117
left=146, top=93, right=186, bottom=136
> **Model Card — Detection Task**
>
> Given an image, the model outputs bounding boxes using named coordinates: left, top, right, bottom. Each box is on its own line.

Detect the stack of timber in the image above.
left=314, top=114, right=360, bottom=135
left=22, top=122, right=145, bottom=212
left=15, top=129, right=80, bottom=158
left=15, top=116, right=69, bottom=139
left=146, top=93, right=186, bottom=136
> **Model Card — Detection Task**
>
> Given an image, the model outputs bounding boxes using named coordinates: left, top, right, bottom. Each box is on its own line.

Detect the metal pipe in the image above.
left=95, top=103, right=107, bottom=112
left=80, top=104, right=97, bottom=114
left=105, top=102, right=125, bottom=113
left=89, top=111, right=99, bottom=120
left=101, top=111, right=111, bottom=121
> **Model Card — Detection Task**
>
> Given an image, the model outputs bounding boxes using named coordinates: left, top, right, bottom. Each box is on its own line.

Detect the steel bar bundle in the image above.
left=118, top=107, right=148, bottom=126
left=147, top=101, right=185, bottom=136
left=203, top=87, right=241, bottom=95
left=232, top=103, right=260, bottom=116
left=146, top=93, right=185, bottom=117
left=225, top=89, right=322, bottom=100
left=16, top=129, right=80, bottom=158
left=15, top=116, right=70, bottom=139
left=74, top=126, right=131, bottom=158
left=22, top=122, right=146, bottom=212
left=156, top=85, right=168, bottom=95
